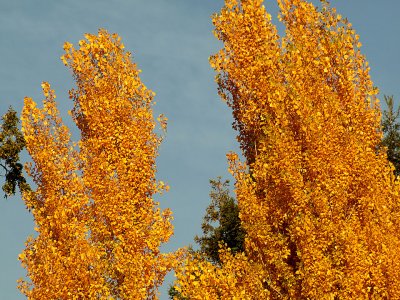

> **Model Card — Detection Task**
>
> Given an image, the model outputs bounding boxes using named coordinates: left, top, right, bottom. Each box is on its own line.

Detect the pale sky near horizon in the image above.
left=1, top=1, right=399, bottom=299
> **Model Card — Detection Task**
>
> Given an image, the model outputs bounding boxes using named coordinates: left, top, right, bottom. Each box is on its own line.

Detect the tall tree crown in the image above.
left=19, top=29, right=174, bottom=299
left=174, top=1, right=400, bottom=298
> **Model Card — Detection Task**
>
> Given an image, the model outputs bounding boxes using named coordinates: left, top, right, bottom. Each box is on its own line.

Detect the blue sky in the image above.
left=1, top=1, right=399, bottom=299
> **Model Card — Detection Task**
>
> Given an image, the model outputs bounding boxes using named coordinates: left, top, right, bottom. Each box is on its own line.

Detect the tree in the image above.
left=171, top=94, right=400, bottom=298
left=0, top=107, right=30, bottom=198
left=168, top=284, right=188, bottom=300
left=174, top=0, right=400, bottom=298
left=194, top=177, right=245, bottom=264
left=19, top=29, right=175, bottom=299
left=168, top=177, right=245, bottom=299
left=381, top=95, right=400, bottom=176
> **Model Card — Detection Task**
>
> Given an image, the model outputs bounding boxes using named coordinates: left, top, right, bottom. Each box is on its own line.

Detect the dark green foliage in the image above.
left=168, top=177, right=246, bottom=299
left=194, top=177, right=245, bottom=264
left=381, top=95, right=400, bottom=176
left=168, top=284, right=188, bottom=300
left=0, top=107, right=31, bottom=198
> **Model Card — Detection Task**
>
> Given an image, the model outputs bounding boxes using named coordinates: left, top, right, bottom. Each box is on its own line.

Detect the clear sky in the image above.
left=1, top=1, right=399, bottom=299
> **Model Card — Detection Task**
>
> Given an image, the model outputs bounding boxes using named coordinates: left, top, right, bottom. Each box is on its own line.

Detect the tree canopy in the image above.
left=173, top=0, right=400, bottom=298
left=3, top=1, right=400, bottom=299
left=18, top=29, right=175, bottom=299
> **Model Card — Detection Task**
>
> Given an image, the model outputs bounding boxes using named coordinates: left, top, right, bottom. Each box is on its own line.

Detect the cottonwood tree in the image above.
left=19, top=29, right=175, bottom=299
left=173, top=0, right=400, bottom=298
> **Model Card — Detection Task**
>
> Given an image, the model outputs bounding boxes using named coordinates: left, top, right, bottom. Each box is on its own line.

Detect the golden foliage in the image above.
left=174, top=0, right=400, bottom=298
left=175, top=248, right=269, bottom=299
left=19, top=29, right=175, bottom=299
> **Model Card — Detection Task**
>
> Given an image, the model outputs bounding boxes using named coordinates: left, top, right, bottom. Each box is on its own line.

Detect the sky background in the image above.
left=0, top=1, right=399, bottom=299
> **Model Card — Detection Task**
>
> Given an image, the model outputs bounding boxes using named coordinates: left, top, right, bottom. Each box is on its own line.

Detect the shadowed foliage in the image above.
left=0, top=107, right=30, bottom=198
left=381, top=95, right=400, bottom=176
